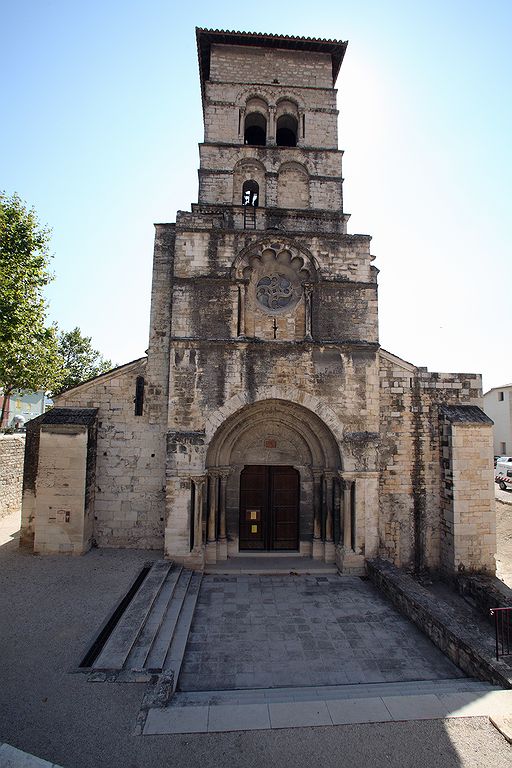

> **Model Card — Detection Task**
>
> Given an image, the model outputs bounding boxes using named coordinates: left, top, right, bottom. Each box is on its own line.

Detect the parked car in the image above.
left=495, top=457, right=512, bottom=491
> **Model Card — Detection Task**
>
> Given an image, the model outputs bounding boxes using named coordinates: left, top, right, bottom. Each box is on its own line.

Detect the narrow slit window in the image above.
left=134, top=376, right=144, bottom=416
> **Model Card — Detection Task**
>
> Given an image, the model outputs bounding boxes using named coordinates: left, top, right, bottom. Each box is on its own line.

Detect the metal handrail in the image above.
left=490, top=607, right=512, bottom=660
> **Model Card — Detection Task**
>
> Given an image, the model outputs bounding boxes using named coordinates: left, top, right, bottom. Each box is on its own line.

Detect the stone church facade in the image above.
left=21, top=29, right=496, bottom=577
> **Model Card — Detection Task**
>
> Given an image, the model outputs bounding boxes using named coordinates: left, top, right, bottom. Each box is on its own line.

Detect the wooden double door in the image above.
left=239, top=465, right=299, bottom=551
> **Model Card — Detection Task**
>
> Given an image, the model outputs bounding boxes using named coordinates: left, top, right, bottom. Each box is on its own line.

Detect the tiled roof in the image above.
left=440, top=405, right=493, bottom=425
left=196, top=27, right=348, bottom=98
left=40, top=408, right=98, bottom=426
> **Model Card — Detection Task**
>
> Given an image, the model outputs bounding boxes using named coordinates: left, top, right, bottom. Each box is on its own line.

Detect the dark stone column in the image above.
left=312, top=469, right=323, bottom=559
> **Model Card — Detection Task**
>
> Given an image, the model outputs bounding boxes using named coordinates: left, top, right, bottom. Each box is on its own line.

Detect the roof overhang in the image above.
left=196, top=27, right=348, bottom=102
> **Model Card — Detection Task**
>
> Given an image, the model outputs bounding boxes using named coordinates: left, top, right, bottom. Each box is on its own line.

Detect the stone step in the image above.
left=93, top=560, right=174, bottom=671
left=166, top=572, right=203, bottom=692
left=124, top=565, right=183, bottom=671
left=170, top=677, right=500, bottom=708
left=205, top=556, right=338, bottom=575
left=144, top=569, right=194, bottom=672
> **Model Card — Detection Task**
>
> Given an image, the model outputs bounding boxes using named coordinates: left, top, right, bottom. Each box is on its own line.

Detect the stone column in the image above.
left=191, top=476, right=205, bottom=553
left=303, top=283, right=313, bottom=341
left=324, top=471, right=335, bottom=563
left=206, top=471, right=219, bottom=564
left=237, top=281, right=247, bottom=338
left=336, top=472, right=367, bottom=574
left=268, top=106, right=276, bottom=145
left=312, top=469, right=324, bottom=560
left=343, top=478, right=355, bottom=552
left=217, top=469, right=229, bottom=561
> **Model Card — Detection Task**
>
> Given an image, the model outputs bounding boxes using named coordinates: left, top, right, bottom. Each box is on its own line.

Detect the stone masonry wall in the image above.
left=198, top=146, right=342, bottom=210
left=440, top=420, right=495, bottom=573
left=210, top=44, right=333, bottom=89
left=379, top=351, right=484, bottom=572
left=0, top=434, right=25, bottom=519
left=55, top=360, right=165, bottom=549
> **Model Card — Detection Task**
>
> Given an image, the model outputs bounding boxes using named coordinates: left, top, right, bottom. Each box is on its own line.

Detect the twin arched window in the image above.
left=243, top=97, right=300, bottom=147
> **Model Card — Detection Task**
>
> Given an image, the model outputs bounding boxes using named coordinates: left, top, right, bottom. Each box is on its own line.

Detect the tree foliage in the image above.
left=54, top=327, right=112, bottom=395
left=0, top=192, right=64, bottom=423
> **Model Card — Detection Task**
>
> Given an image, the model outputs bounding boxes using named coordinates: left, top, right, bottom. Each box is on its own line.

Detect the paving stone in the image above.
left=207, top=703, right=271, bottom=732
left=0, top=744, right=59, bottom=768
left=489, top=715, right=512, bottom=744
left=326, top=696, right=393, bottom=724
left=382, top=694, right=448, bottom=721
left=143, top=706, right=209, bottom=734
left=268, top=700, right=332, bottom=728
left=177, top=574, right=466, bottom=692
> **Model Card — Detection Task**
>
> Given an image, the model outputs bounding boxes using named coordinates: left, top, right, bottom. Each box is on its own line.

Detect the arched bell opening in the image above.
left=276, top=114, right=298, bottom=147
left=242, top=179, right=259, bottom=207
left=244, top=112, right=267, bottom=146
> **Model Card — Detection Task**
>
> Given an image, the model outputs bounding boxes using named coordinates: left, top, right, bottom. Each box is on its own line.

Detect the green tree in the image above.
left=54, top=327, right=112, bottom=395
left=0, top=192, right=64, bottom=425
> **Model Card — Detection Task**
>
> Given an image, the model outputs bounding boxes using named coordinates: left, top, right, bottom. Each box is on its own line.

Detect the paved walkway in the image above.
left=143, top=680, right=512, bottom=734
left=178, top=574, right=464, bottom=692
left=1, top=516, right=511, bottom=767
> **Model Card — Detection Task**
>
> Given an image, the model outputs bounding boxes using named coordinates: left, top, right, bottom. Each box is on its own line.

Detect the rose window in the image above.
left=256, top=274, right=294, bottom=310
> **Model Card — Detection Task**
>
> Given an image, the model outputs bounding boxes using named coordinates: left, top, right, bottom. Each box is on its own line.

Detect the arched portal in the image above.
left=205, top=399, right=342, bottom=562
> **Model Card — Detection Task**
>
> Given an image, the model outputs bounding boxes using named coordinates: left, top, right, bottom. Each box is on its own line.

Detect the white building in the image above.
left=484, top=385, right=512, bottom=455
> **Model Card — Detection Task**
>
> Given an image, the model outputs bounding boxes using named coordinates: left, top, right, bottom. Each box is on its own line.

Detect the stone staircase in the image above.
left=89, top=561, right=202, bottom=688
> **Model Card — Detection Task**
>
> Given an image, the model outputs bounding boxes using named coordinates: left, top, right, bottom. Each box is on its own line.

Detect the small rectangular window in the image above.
left=499, top=391, right=504, bottom=401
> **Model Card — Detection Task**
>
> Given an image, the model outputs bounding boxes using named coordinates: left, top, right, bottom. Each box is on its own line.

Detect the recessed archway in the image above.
left=205, top=399, right=342, bottom=559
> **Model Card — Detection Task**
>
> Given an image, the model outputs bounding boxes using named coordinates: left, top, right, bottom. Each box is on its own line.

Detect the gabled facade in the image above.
left=21, top=29, right=496, bottom=576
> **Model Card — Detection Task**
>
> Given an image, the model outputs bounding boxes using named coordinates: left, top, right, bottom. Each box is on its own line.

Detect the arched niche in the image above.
left=277, top=161, right=309, bottom=209
left=231, top=235, right=317, bottom=281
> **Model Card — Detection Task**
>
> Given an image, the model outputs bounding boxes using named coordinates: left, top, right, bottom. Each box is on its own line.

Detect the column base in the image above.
left=312, top=538, right=324, bottom=560
left=336, top=546, right=365, bottom=575
left=206, top=541, right=218, bottom=564
left=217, top=538, right=228, bottom=561
left=324, top=540, right=335, bottom=564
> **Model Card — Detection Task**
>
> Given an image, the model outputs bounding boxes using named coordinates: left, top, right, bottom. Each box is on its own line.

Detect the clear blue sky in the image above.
left=2, top=0, right=511, bottom=391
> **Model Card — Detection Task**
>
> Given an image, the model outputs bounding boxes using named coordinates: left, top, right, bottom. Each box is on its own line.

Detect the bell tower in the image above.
left=196, top=28, right=348, bottom=224
left=151, top=28, right=379, bottom=569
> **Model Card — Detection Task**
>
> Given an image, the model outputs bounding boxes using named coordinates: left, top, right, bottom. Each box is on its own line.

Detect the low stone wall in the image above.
left=0, top=434, right=25, bottom=519
left=457, top=573, right=512, bottom=618
left=366, top=558, right=512, bottom=688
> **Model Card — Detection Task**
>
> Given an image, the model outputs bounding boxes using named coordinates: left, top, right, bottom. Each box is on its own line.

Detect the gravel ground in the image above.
left=0, top=511, right=510, bottom=767
left=495, top=485, right=512, bottom=586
